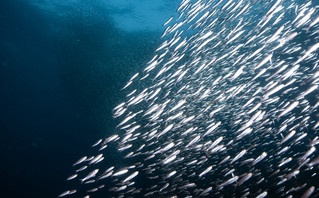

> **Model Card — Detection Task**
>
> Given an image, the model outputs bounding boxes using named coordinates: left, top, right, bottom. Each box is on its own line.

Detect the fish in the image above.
left=60, top=0, right=319, bottom=197
left=72, top=156, right=87, bottom=166
left=234, top=172, right=252, bottom=187
left=301, top=186, right=315, bottom=198
left=66, top=174, right=77, bottom=181
left=230, top=149, right=247, bottom=164
left=123, top=171, right=139, bottom=183
left=251, top=152, right=267, bottom=166
left=198, top=165, right=212, bottom=178
left=218, top=176, right=239, bottom=190
left=80, top=169, right=99, bottom=184
left=278, top=157, right=292, bottom=168
left=112, top=169, right=128, bottom=177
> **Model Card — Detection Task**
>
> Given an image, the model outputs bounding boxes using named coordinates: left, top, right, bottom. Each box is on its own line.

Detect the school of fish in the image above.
left=60, top=0, right=319, bottom=197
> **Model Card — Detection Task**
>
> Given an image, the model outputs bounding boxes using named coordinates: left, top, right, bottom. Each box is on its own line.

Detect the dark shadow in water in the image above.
left=0, top=0, right=160, bottom=197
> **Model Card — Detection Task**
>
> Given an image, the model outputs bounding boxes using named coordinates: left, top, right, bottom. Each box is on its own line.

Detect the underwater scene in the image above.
left=2, top=0, right=319, bottom=197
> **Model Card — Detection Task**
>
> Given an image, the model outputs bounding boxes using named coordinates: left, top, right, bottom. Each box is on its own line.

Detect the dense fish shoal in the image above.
left=61, top=0, right=319, bottom=197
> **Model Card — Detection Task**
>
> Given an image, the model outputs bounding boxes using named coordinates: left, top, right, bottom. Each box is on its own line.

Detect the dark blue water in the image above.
left=0, top=0, right=178, bottom=197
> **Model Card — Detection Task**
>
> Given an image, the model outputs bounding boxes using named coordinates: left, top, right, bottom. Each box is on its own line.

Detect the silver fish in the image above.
left=61, top=0, right=319, bottom=197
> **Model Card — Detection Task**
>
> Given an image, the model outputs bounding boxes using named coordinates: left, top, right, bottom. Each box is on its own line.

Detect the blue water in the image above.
left=0, top=0, right=179, bottom=197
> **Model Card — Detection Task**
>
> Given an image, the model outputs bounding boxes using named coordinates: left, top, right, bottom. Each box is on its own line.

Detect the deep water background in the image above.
left=0, top=0, right=179, bottom=197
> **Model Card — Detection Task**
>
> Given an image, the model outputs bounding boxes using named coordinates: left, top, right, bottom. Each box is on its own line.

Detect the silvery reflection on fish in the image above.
left=60, top=0, right=319, bottom=197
